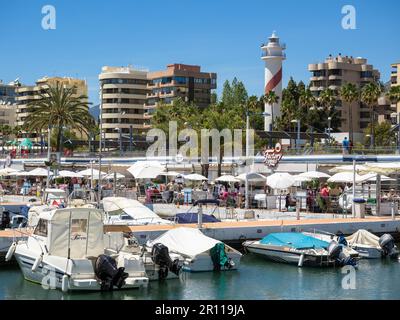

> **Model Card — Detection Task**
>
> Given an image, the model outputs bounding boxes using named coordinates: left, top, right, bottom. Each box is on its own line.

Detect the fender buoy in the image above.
left=61, top=275, right=69, bottom=292
left=31, top=254, right=43, bottom=272
left=5, top=242, right=16, bottom=261
left=298, top=253, right=305, bottom=267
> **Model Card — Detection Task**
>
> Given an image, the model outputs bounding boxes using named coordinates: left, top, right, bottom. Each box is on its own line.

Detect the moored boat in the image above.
left=243, top=232, right=356, bottom=267
left=6, top=207, right=149, bottom=292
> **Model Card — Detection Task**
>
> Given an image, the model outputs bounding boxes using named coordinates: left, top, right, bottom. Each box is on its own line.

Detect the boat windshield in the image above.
left=33, top=218, right=48, bottom=237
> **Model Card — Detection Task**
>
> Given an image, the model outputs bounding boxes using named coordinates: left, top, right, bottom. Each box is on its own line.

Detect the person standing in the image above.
left=342, top=137, right=349, bottom=154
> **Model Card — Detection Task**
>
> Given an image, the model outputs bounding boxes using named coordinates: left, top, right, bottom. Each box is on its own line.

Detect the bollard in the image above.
left=296, top=198, right=300, bottom=221
left=391, top=201, right=395, bottom=221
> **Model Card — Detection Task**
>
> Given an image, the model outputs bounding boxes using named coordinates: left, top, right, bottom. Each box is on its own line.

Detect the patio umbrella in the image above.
left=184, top=173, right=208, bottom=181
left=78, top=168, right=107, bottom=178
left=0, top=167, right=20, bottom=176
left=235, top=173, right=267, bottom=182
left=298, top=171, right=331, bottom=179
left=329, top=165, right=368, bottom=173
left=327, top=172, right=362, bottom=183
left=19, top=138, right=33, bottom=149
left=357, top=173, right=395, bottom=183
left=103, top=172, right=125, bottom=180
left=158, top=171, right=181, bottom=177
left=363, top=162, right=400, bottom=175
left=266, top=172, right=295, bottom=189
left=24, top=167, right=52, bottom=177
left=215, top=175, right=239, bottom=183
left=293, top=175, right=312, bottom=183
left=127, top=161, right=165, bottom=179
left=57, top=170, right=84, bottom=178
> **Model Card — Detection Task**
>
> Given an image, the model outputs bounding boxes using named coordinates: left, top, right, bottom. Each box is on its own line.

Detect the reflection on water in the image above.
left=1, top=256, right=400, bottom=300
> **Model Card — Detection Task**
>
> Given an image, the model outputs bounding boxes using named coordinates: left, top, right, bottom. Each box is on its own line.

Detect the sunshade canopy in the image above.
left=127, top=161, right=165, bottom=179
left=266, top=172, right=295, bottom=189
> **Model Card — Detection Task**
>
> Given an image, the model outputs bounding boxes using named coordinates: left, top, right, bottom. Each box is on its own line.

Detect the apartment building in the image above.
left=391, top=62, right=400, bottom=114
left=146, top=64, right=216, bottom=110
left=0, top=80, right=18, bottom=126
left=15, top=77, right=88, bottom=130
left=99, top=66, right=150, bottom=141
left=308, top=54, right=380, bottom=137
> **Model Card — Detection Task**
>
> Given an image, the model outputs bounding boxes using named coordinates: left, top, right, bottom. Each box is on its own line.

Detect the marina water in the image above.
left=1, top=254, right=400, bottom=300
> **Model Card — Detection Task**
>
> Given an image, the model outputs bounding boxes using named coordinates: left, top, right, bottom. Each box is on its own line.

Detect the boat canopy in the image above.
left=45, top=208, right=104, bottom=259
left=260, top=233, right=330, bottom=250
left=346, top=229, right=380, bottom=247
left=102, top=197, right=172, bottom=224
left=173, top=213, right=221, bottom=224
left=147, top=227, right=221, bottom=258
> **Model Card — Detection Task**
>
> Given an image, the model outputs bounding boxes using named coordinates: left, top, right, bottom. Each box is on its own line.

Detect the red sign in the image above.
left=263, top=143, right=283, bottom=167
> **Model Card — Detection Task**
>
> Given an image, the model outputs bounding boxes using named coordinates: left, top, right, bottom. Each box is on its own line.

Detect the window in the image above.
left=33, top=219, right=48, bottom=237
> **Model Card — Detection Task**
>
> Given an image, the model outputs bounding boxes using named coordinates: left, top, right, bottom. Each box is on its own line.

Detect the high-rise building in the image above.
left=146, top=64, right=216, bottom=110
left=391, top=62, right=400, bottom=113
left=261, top=31, right=286, bottom=132
left=15, top=77, right=88, bottom=132
left=0, top=80, right=18, bottom=126
left=308, top=55, right=380, bottom=137
left=99, top=66, right=150, bottom=141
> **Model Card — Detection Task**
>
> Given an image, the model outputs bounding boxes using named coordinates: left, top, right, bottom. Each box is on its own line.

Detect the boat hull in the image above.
left=183, top=252, right=241, bottom=272
left=243, top=242, right=335, bottom=267
left=14, top=249, right=148, bottom=291
left=350, top=245, right=382, bottom=259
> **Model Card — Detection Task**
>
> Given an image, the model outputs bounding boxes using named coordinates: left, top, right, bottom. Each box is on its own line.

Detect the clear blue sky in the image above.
left=1, top=0, right=399, bottom=105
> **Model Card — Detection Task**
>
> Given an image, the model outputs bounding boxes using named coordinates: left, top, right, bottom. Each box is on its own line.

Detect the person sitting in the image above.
left=285, top=193, right=296, bottom=210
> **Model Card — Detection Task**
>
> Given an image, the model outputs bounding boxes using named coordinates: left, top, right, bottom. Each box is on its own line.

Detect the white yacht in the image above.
left=6, top=207, right=149, bottom=292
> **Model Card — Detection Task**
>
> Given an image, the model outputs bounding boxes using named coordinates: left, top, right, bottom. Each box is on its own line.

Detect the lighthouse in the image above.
left=261, top=31, right=286, bottom=132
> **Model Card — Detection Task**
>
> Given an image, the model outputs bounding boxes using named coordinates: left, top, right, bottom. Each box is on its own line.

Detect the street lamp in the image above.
left=291, top=119, right=301, bottom=154
left=245, top=111, right=270, bottom=209
left=327, top=116, right=332, bottom=142
left=114, top=127, right=122, bottom=156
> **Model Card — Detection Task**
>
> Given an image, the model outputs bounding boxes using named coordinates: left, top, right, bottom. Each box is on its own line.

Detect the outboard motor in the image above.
left=210, top=243, right=234, bottom=271
left=95, top=255, right=129, bottom=291
left=379, top=234, right=399, bottom=258
left=151, top=243, right=182, bottom=279
left=327, top=241, right=357, bottom=267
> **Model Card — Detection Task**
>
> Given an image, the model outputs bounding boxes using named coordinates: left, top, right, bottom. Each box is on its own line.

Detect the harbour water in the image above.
left=1, top=255, right=400, bottom=300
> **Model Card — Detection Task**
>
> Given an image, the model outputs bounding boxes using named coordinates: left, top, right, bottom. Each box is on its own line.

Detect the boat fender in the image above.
left=32, top=254, right=43, bottom=272
left=5, top=242, right=16, bottom=262
left=298, top=253, right=305, bottom=267
left=61, top=275, right=69, bottom=293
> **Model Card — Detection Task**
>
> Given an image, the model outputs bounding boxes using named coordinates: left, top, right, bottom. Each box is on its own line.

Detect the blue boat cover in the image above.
left=173, top=213, right=221, bottom=224
left=260, top=233, right=329, bottom=250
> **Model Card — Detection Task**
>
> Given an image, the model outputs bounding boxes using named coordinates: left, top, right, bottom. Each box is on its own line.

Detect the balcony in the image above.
left=261, top=51, right=286, bottom=59
left=329, top=75, right=342, bottom=80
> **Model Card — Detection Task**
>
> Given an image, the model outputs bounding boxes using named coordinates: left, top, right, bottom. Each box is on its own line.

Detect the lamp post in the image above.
left=291, top=119, right=301, bottom=154
left=114, top=128, right=122, bottom=156
left=97, top=82, right=104, bottom=207
left=245, top=111, right=270, bottom=209
left=46, top=125, right=52, bottom=188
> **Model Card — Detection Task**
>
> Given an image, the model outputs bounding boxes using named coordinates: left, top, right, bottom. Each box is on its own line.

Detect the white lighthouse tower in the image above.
left=261, top=31, right=286, bottom=132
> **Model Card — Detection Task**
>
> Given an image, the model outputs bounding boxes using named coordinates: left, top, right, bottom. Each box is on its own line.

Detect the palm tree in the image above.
left=24, top=82, right=94, bottom=152
left=261, top=91, right=280, bottom=131
left=361, top=82, right=382, bottom=148
left=340, top=83, right=359, bottom=142
left=386, top=86, right=400, bottom=106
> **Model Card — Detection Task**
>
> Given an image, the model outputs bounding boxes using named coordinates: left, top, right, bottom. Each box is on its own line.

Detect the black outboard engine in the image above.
left=379, top=234, right=399, bottom=258
left=151, top=243, right=182, bottom=279
left=327, top=241, right=357, bottom=267
left=95, top=255, right=129, bottom=291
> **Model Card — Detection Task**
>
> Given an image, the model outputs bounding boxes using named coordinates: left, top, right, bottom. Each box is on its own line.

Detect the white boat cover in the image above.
left=102, top=197, right=172, bottom=224
left=28, top=204, right=56, bottom=227
left=47, top=208, right=104, bottom=259
left=346, top=229, right=380, bottom=247
left=148, top=227, right=221, bottom=258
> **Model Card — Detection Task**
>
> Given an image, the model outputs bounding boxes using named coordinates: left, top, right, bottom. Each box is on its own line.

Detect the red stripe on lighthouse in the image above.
left=265, top=68, right=282, bottom=94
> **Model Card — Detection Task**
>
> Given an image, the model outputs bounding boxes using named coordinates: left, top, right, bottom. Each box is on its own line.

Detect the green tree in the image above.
left=361, top=82, right=382, bottom=148
left=364, top=121, right=395, bottom=148
left=261, top=91, right=279, bottom=131
left=24, top=83, right=94, bottom=152
left=340, top=83, right=359, bottom=141
left=386, top=86, right=400, bottom=106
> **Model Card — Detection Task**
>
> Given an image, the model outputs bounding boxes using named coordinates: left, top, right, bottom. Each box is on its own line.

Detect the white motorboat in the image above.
left=243, top=232, right=356, bottom=267
left=146, top=227, right=242, bottom=272
left=6, top=207, right=149, bottom=292
left=346, top=229, right=399, bottom=259
left=102, top=197, right=173, bottom=226
left=302, top=231, right=360, bottom=261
